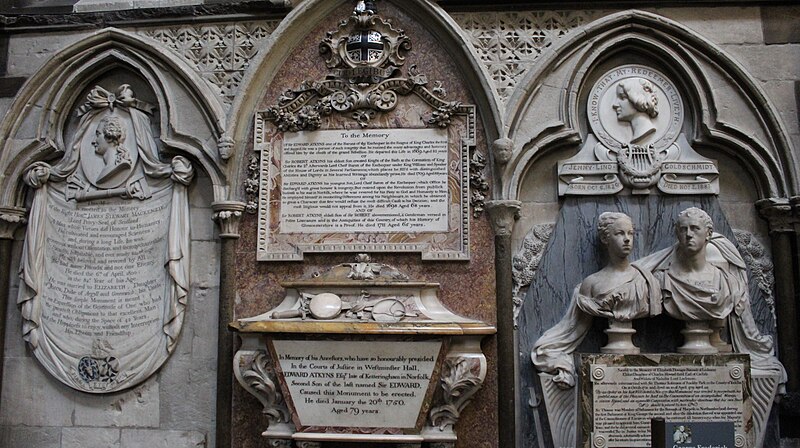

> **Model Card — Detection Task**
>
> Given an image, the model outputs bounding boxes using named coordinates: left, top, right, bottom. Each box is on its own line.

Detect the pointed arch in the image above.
left=501, top=10, right=796, bottom=201
left=0, top=27, right=230, bottom=208
left=224, top=0, right=503, bottom=200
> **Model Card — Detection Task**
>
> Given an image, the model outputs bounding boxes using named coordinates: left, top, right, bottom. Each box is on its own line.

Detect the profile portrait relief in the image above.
left=92, top=115, right=132, bottom=185
left=612, top=78, right=659, bottom=144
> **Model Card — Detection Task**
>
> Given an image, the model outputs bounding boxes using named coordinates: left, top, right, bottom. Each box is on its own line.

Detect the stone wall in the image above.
left=0, top=2, right=797, bottom=448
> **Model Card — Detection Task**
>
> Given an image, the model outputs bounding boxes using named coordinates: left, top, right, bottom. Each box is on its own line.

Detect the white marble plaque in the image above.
left=273, top=339, right=441, bottom=428
left=17, top=85, right=193, bottom=393
left=256, top=123, right=471, bottom=261
left=279, top=129, right=449, bottom=234
left=588, top=363, right=747, bottom=447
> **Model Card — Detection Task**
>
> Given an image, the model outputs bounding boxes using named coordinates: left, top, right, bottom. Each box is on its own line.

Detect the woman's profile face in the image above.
left=611, top=84, right=637, bottom=122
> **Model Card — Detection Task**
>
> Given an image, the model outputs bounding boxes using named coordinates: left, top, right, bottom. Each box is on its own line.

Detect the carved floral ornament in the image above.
left=249, top=2, right=486, bottom=261
left=558, top=65, right=719, bottom=196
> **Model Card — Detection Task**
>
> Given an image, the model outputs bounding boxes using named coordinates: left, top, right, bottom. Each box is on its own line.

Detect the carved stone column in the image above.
left=485, top=200, right=521, bottom=448
left=212, top=201, right=246, bottom=448
left=0, top=206, right=27, bottom=404
left=756, top=198, right=799, bottom=393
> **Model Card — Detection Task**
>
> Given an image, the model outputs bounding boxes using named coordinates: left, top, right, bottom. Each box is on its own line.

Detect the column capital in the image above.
left=0, top=206, right=27, bottom=239
left=756, top=197, right=798, bottom=233
left=212, top=201, right=246, bottom=239
left=485, top=200, right=521, bottom=237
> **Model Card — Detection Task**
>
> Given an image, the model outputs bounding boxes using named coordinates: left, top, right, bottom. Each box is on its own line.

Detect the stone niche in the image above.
left=15, top=71, right=194, bottom=393
left=232, top=2, right=497, bottom=447
left=514, top=33, right=787, bottom=448
left=231, top=257, right=494, bottom=446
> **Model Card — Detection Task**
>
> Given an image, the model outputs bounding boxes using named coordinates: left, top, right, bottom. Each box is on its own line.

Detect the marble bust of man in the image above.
left=92, top=115, right=132, bottom=185
left=654, top=207, right=735, bottom=322
left=612, top=78, right=659, bottom=144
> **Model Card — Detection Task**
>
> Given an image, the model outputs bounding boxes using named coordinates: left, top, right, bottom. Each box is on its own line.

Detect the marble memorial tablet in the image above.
left=16, top=85, right=193, bottom=393
left=256, top=126, right=470, bottom=261
left=272, top=339, right=441, bottom=429
left=581, top=354, right=751, bottom=448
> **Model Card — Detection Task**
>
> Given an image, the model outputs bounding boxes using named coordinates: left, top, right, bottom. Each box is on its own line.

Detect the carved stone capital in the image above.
left=0, top=206, right=27, bottom=239
left=756, top=197, right=797, bottom=233
left=485, top=200, right=521, bottom=237
left=233, top=348, right=291, bottom=427
left=212, top=201, right=246, bottom=238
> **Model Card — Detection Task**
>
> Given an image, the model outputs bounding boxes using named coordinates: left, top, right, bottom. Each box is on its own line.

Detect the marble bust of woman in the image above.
left=612, top=78, right=659, bottom=144
left=532, top=212, right=660, bottom=388
left=576, top=212, right=657, bottom=321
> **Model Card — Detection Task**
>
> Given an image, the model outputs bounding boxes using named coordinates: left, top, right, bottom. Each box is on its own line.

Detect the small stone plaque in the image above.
left=272, top=339, right=441, bottom=429
left=581, top=354, right=751, bottom=448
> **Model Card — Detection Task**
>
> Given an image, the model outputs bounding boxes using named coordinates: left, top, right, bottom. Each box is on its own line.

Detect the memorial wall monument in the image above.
left=17, top=84, right=194, bottom=392
left=518, top=63, right=787, bottom=448
left=0, top=1, right=797, bottom=448
left=230, top=2, right=495, bottom=447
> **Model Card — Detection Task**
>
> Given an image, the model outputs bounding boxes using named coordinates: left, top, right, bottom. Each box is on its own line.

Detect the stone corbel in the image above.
left=0, top=206, right=27, bottom=239
left=756, top=197, right=798, bottom=233
left=217, top=134, right=235, bottom=161
left=485, top=200, right=522, bottom=237
left=233, top=344, right=291, bottom=429
left=428, top=354, right=487, bottom=432
left=212, top=201, right=246, bottom=238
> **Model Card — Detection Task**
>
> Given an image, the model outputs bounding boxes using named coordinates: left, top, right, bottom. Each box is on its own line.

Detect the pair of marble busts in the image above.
left=532, top=207, right=784, bottom=389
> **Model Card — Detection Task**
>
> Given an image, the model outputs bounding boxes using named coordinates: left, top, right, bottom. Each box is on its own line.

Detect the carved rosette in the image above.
left=233, top=348, right=291, bottom=426
left=429, top=355, right=486, bottom=431
left=757, top=197, right=799, bottom=233
left=212, top=201, right=246, bottom=238
left=485, top=200, right=522, bottom=237
left=0, top=206, right=27, bottom=239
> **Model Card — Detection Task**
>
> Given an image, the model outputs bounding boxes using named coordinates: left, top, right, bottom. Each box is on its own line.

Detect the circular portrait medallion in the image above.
left=587, top=65, right=683, bottom=151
